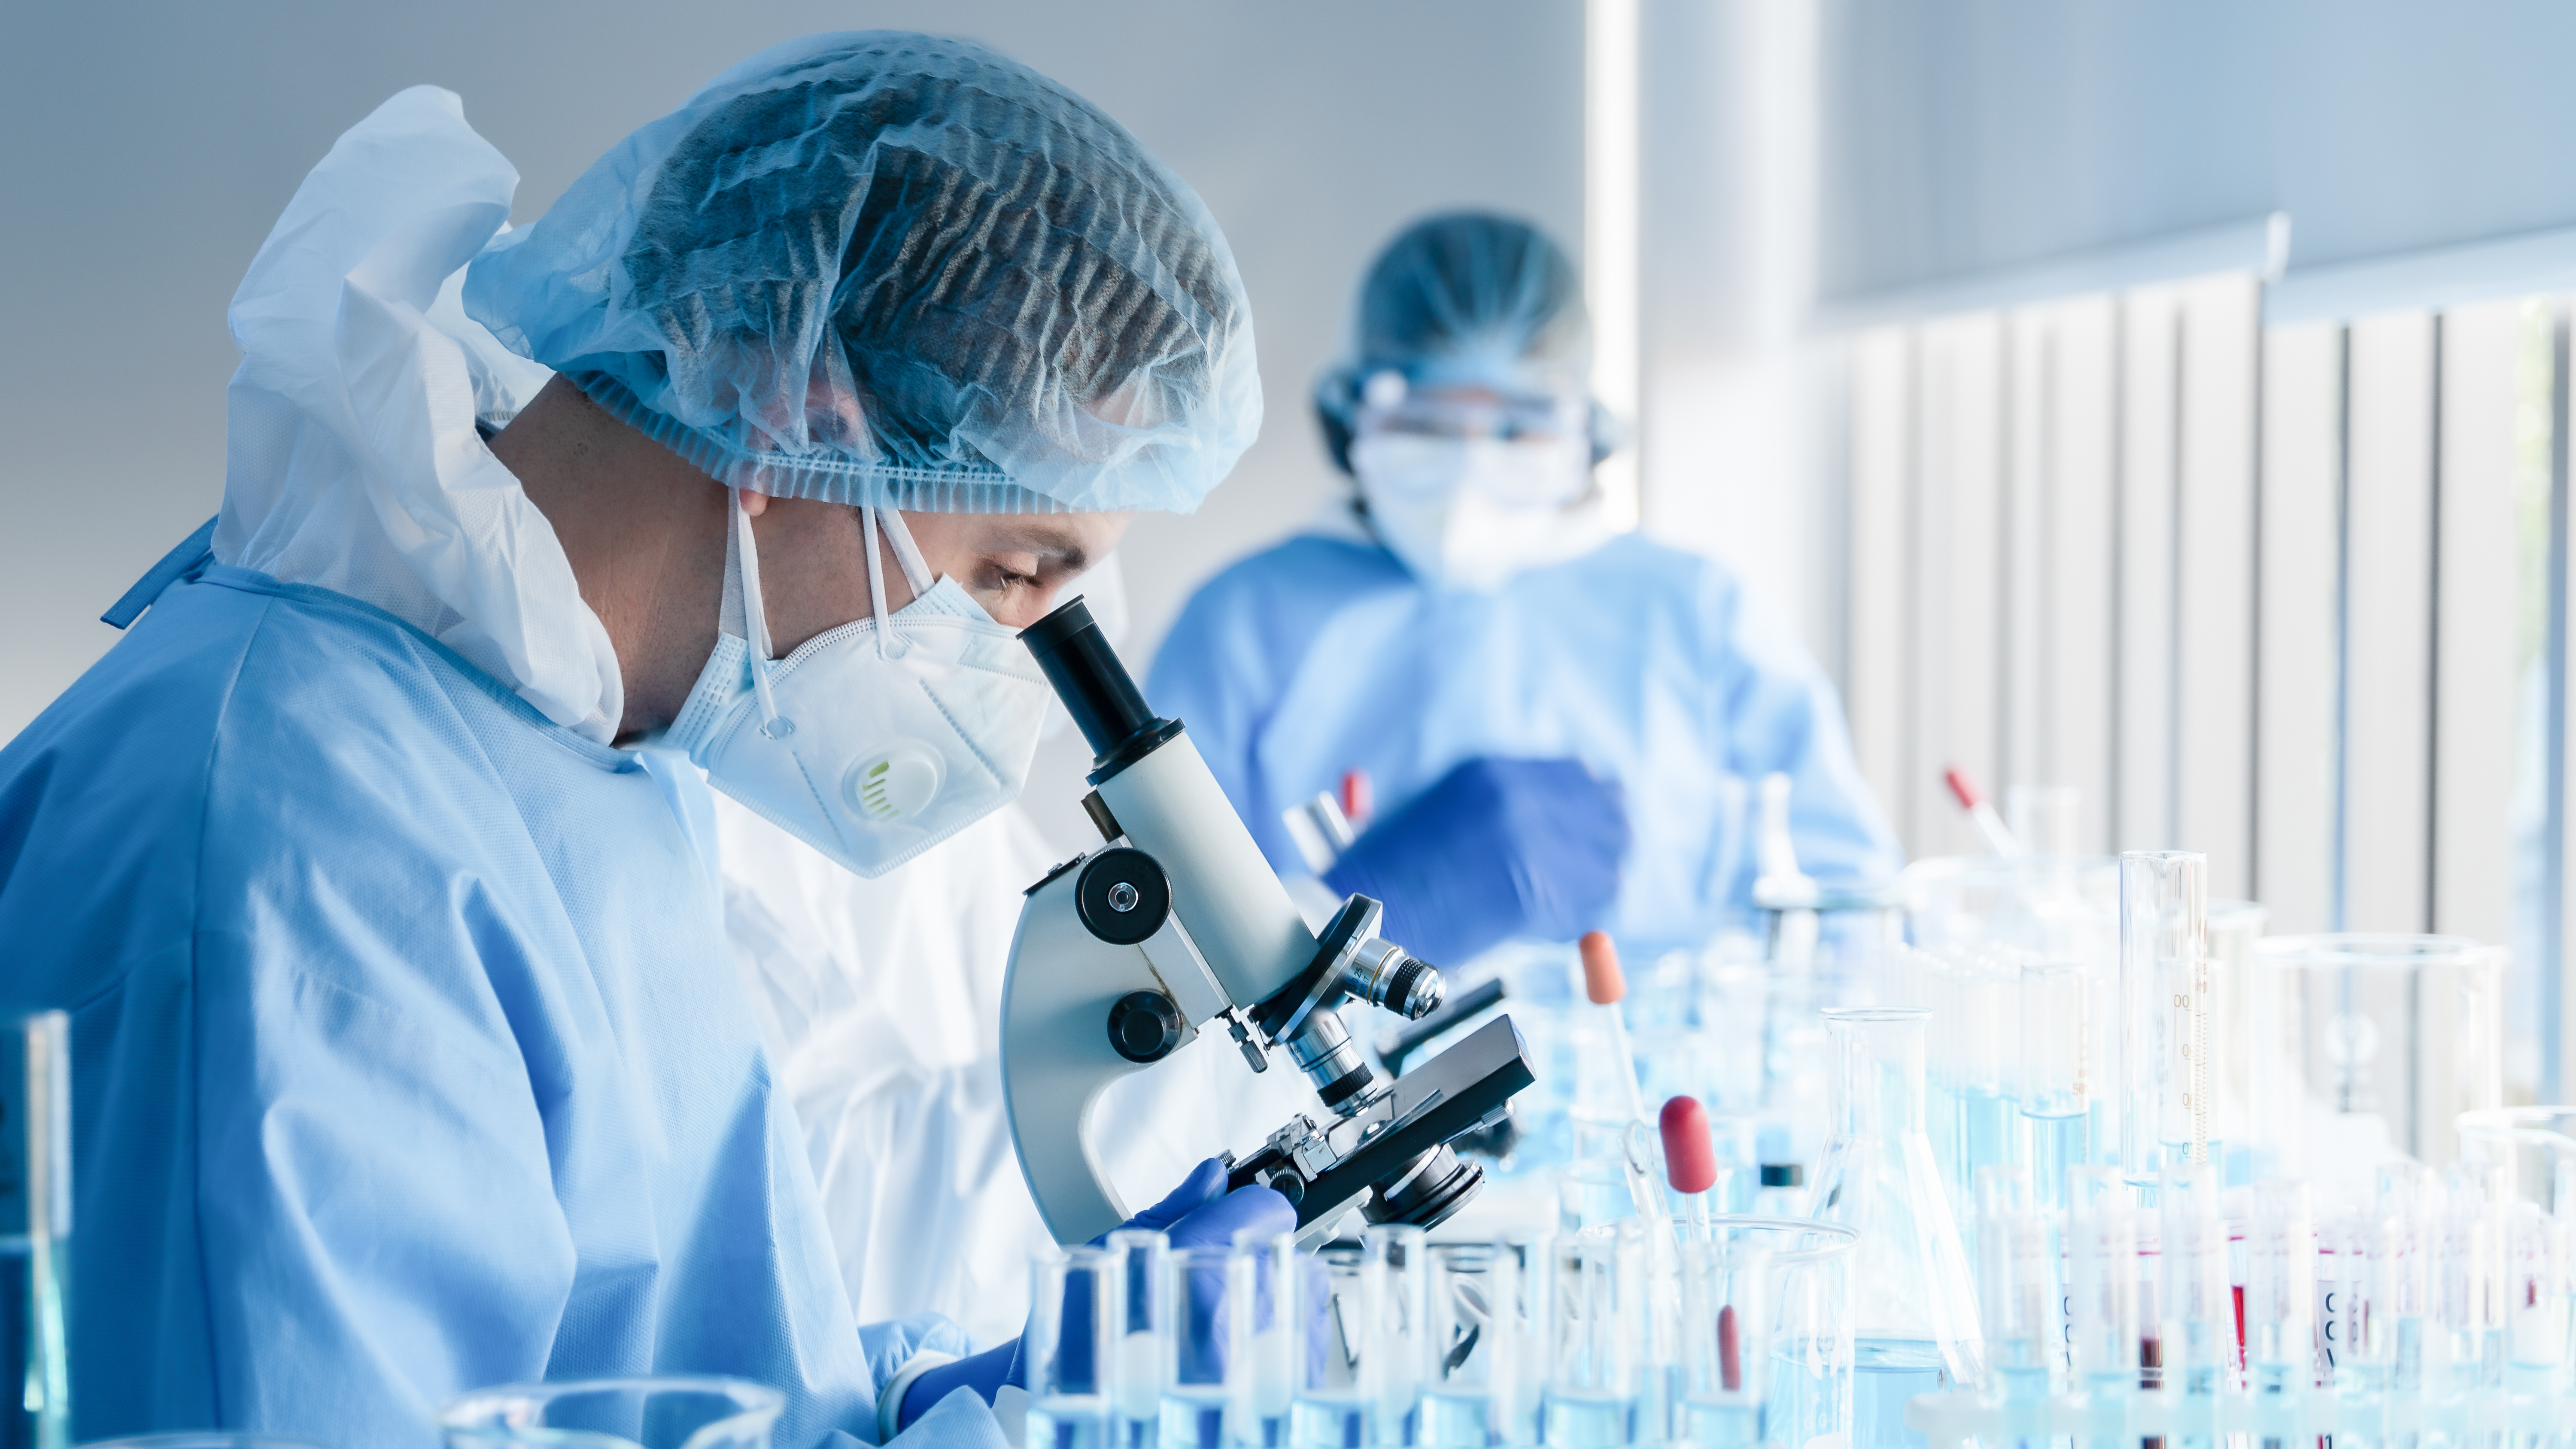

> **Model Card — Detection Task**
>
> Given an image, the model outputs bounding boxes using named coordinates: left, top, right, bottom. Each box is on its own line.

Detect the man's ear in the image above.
left=738, top=488, right=769, bottom=517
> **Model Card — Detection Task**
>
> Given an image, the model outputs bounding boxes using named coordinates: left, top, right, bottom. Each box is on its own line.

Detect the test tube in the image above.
left=1952, top=952, right=2021, bottom=1209
left=1973, top=1167, right=2054, bottom=1406
left=1676, top=1233, right=1771, bottom=1449
left=2374, top=1165, right=2433, bottom=1397
left=2017, top=962, right=2093, bottom=1213
left=2118, top=851, right=2218, bottom=1187
left=1029, top=1246, right=1119, bottom=1449
left=1364, top=1225, right=1429, bottom=1447
left=2066, top=1168, right=2139, bottom=1397
left=1230, top=1232, right=1295, bottom=1449
left=1109, top=1230, right=1171, bottom=1449
left=2504, top=1201, right=2566, bottom=1394
left=2157, top=1160, right=2233, bottom=1406
left=2244, top=1182, right=2318, bottom=1399
left=2330, top=1207, right=2398, bottom=1394
left=1165, top=1245, right=1232, bottom=1449
left=2434, top=1170, right=2503, bottom=1397
left=1545, top=1225, right=1647, bottom=1448
left=1421, top=1244, right=1509, bottom=1449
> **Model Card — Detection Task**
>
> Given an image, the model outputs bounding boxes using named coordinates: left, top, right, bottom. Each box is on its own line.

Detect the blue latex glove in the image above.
left=899, top=1160, right=1293, bottom=1427
left=1323, top=756, right=1628, bottom=966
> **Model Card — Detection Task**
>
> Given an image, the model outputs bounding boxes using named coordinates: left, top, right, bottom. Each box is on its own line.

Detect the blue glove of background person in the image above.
left=1323, top=756, right=1628, bottom=966
left=899, top=1159, right=1293, bottom=1427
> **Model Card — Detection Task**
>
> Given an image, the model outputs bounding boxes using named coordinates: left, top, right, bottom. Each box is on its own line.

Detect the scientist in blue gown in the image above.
left=0, top=33, right=1283, bottom=1449
left=1150, top=214, right=1900, bottom=965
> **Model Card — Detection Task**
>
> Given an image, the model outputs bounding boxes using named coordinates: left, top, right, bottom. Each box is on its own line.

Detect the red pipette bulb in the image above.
left=1579, top=931, right=1624, bottom=1005
left=1660, top=1095, right=1718, bottom=1194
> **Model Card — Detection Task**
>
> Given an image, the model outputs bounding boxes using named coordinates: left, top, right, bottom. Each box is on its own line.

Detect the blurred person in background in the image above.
left=1149, top=212, right=1900, bottom=971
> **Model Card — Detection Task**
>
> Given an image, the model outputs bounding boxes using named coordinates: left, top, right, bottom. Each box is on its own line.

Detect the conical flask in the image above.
left=1807, top=1008, right=1985, bottom=1448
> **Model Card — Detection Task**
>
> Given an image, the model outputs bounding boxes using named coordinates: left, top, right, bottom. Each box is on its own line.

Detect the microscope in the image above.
left=1001, top=598, right=1535, bottom=1247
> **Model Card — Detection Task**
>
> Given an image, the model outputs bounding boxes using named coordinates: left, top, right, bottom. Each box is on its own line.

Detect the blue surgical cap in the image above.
left=1314, top=212, right=1613, bottom=473
left=465, top=32, right=1260, bottom=514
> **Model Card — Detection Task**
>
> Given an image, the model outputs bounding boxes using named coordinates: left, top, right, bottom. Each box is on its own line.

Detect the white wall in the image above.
left=1819, top=0, right=2576, bottom=300
left=0, top=1, right=1584, bottom=854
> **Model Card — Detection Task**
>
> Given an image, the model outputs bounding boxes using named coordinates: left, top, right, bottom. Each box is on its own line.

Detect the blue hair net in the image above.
left=465, top=32, right=1260, bottom=514
left=1313, top=212, right=1612, bottom=472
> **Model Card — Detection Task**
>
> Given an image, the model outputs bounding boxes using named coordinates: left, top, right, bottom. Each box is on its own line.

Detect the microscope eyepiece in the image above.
left=1020, top=598, right=1182, bottom=781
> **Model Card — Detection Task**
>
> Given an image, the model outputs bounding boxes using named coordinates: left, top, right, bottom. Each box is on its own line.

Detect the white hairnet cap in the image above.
left=465, top=31, right=1261, bottom=515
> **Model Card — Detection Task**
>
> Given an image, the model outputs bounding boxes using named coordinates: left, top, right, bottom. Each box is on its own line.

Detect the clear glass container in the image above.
left=1229, top=1232, right=1297, bottom=1449
left=1030, top=1246, right=1120, bottom=1449
left=1421, top=1237, right=1549, bottom=1448
left=2255, top=935, right=2507, bottom=1172
left=1674, top=1220, right=1857, bottom=1449
left=1288, top=1228, right=1425, bottom=1449
left=438, top=1379, right=785, bottom=1449
left=1972, top=1169, right=2054, bottom=1407
left=2203, top=900, right=2267, bottom=1185
left=2117, top=851, right=2219, bottom=1188
left=1806, top=1008, right=1985, bottom=1448
left=1164, top=1245, right=1233, bottom=1449
left=2015, top=962, right=2096, bottom=1211
left=1543, top=1224, right=1650, bottom=1448
left=1109, top=1229, right=1170, bottom=1449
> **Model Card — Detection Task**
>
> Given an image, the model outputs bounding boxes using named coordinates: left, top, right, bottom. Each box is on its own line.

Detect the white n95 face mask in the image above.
left=1350, top=432, right=1610, bottom=592
left=663, top=491, right=1050, bottom=877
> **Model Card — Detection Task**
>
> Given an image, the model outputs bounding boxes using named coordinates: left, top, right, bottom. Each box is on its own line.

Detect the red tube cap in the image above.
left=1659, top=1095, right=1717, bottom=1194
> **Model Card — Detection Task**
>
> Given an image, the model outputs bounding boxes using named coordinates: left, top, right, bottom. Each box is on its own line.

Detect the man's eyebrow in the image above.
left=1006, top=523, right=1092, bottom=572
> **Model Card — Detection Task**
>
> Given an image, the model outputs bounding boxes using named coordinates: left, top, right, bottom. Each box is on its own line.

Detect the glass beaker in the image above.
left=438, top=1378, right=784, bottom=1449
left=0, top=1012, right=69, bottom=1449
left=1421, top=1238, right=1549, bottom=1448
left=2458, top=1105, right=2576, bottom=1214
left=2257, top=935, right=2507, bottom=1173
left=1030, top=1246, right=1121, bottom=1449
left=1674, top=1220, right=1857, bottom=1449
left=1806, top=1009, right=1984, bottom=1449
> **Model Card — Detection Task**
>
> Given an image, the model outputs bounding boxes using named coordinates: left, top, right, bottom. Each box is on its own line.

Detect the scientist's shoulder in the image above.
left=0, top=566, right=605, bottom=1001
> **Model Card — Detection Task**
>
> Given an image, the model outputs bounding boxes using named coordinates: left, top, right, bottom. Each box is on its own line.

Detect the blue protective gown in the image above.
left=1148, top=531, right=1902, bottom=957
left=0, top=561, right=995, bottom=1449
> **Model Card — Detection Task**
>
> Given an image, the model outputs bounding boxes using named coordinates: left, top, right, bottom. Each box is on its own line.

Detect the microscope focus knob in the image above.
left=1107, top=990, right=1186, bottom=1063
left=1076, top=848, right=1171, bottom=945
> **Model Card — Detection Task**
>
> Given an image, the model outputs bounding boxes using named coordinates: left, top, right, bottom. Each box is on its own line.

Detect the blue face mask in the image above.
left=663, top=493, right=1050, bottom=876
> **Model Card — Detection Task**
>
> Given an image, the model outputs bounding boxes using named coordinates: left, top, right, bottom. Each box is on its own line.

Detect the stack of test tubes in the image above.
left=1022, top=1203, right=1867, bottom=1449
left=1909, top=1155, right=2576, bottom=1444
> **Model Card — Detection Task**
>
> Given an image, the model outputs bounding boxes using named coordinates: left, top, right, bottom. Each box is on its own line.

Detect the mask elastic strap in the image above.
left=876, top=507, right=936, bottom=597
left=732, top=488, right=784, bottom=732
left=861, top=507, right=893, bottom=660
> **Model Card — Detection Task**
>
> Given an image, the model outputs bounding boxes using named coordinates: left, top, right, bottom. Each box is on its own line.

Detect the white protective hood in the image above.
left=216, top=86, right=623, bottom=742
